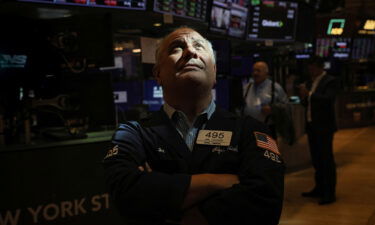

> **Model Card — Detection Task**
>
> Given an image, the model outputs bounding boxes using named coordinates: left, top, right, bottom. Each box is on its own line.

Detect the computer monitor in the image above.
left=246, top=0, right=298, bottom=42
left=113, top=80, right=143, bottom=111
left=315, top=38, right=351, bottom=59
left=210, top=1, right=232, bottom=34
left=153, top=0, right=208, bottom=21
left=17, top=0, right=147, bottom=10
left=294, top=43, right=314, bottom=60
left=142, top=79, right=164, bottom=111
left=209, top=1, right=249, bottom=38
left=351, top=38, right=375, bottom=60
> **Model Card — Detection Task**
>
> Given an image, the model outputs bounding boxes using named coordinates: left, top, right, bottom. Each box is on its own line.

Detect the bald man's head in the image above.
left=252, top=61, right=269, bottom=85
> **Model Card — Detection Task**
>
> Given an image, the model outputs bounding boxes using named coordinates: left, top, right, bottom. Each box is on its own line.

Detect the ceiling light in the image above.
left=132, top=49, right=141, bottom=53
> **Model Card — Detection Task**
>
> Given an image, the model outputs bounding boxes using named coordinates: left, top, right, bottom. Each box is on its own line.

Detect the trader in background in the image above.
left=242, top=61, right=289, bottom=139
left=298, top=56, right=338, bottom=205
left=103, top=27, right=285, bottom=225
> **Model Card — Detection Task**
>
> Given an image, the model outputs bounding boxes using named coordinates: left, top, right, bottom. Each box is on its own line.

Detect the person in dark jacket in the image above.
left=299, top=56, right=339, bottom=205
left=103, top=27, right=285, bottom=225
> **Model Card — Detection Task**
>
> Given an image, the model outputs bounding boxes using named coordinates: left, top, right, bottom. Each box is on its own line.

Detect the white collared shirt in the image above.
left=163, top=99, right=216, bottom=150
left=307, top=71, right=326, bottom=122
left=243, top=78, right=288, bottom=123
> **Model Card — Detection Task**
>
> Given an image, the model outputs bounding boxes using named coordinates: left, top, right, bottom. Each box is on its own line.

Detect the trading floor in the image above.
left=280, top=126, right=375, bottom=225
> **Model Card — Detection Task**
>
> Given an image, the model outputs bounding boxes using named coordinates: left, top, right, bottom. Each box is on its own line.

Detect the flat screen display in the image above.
left=332, top=39, right=351, bottom=59
left=154, top=0, right=208, bottom=21
left=357, top=19, right=375, bottom=35
left=247, top=0, right=298, bottom=42
left=143, top=79, right=164, bottom=111
left=113, top=81, right=143, bottom=111
left=209, top=1, right=249, bottom=38
left=0, top=53, right=28, bottom=70
left=294, top=43, right=313, bottom=59
left=351, top=38, right=375, bottom=59
left=315, top=38, right=351, bottom=59
left=17, top=0, right=147, bottom=10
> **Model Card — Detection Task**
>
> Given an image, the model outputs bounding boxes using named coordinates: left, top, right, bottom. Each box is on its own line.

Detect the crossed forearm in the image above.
left=181, top=174, right=239, bottom=225
left=138, top=163, right=239, bottom=208
left=182, top=173, right=239, bottom=209
left=138, top=164, right=239, bottom=225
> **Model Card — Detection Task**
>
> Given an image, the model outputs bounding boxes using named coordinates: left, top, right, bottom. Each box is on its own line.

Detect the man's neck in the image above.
left=165, top=93, right=212, bottom=123
left=254, top=78, right=267, bottom=87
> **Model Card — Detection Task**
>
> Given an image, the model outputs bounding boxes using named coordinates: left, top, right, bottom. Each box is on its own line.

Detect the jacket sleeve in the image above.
left=310, top=76, right=339, bottom=103
left=102, top=122, right=191, bottom=223
left=198, top=118, right=285, bottom=225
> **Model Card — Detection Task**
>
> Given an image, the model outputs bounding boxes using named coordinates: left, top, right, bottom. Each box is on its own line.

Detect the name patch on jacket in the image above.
left=254, top=132, right=280, bottom=155
left=104, top=145, right=119, bottom=159
left=196, top=130, right=232, bottom=146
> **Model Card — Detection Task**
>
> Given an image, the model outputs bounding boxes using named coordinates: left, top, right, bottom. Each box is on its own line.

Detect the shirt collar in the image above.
left=253, top=78, right=271, bottom=89
left=163, top=98, right=216, bottom=122
left=309, top=71, right=327, bottom=94
left=313, top=71, right=326, bottom=83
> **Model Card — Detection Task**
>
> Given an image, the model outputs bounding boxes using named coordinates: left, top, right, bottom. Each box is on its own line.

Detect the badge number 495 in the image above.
left=205, top=131, right=225, bottom=139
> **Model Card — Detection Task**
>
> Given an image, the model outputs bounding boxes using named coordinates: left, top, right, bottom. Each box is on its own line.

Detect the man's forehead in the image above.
left=165, top=29, right=205, bottom=44
left=254, top=62, right=267, bottom=70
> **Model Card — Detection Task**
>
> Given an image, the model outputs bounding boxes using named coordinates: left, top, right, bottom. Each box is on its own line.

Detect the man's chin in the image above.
left=177, top=71, right=205, bottom=81
left=176, top=74, right=210, bottom=88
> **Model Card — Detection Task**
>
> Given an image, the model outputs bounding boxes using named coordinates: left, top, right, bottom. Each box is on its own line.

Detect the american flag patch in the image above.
left=254, top=132, right=280, bottom=155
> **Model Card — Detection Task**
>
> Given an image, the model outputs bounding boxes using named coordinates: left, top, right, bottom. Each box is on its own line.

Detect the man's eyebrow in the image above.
left=166, top=36, right=206, bottom=50
left=167, top=39, right=184, bottom=48
left=192, top=38, right=206, bottom=45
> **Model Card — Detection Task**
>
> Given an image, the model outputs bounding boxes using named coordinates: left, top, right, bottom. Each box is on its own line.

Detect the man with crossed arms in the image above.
left=103, top=27, right=285, bottom=225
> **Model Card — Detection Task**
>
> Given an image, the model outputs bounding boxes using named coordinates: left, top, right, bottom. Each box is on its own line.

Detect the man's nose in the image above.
left=183, top=45, right=198, bottom=59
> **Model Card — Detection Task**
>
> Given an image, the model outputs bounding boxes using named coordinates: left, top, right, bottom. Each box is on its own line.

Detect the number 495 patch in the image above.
left=263, top=150, right=282, bottom=163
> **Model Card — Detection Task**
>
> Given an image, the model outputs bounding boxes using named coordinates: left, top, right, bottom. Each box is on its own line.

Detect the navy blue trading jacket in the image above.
left=103, top=107, right=285, bottom=225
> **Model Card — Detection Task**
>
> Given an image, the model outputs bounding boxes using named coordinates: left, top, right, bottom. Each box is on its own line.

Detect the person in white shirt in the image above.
left=242, top=61, right=288, bottom=139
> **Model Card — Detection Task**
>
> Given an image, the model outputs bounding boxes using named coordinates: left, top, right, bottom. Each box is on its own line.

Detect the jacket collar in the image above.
left=142, top=106, right=236, bottom=159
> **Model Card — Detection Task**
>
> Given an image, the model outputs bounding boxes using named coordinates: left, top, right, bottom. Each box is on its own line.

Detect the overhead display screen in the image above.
left=358, top=19, right=375, bottom=35
left=153, top=0, right=208, bottom=21
left=143, top=79, right=164, bottom=111
left=294, top=43, right=313, bottom=59
left=315, top=38, right=351, bottom=59
left=17, top=0, right=147, bottom=10
left=209, top=0, right=249, bottom=38
left=351, top=38, right=375, bottom=60
left=247, top=0, right=298, bottom=42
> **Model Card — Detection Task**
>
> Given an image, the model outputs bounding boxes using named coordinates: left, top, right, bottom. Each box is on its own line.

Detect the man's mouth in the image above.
left=180, top=63, right=203, bottom=70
